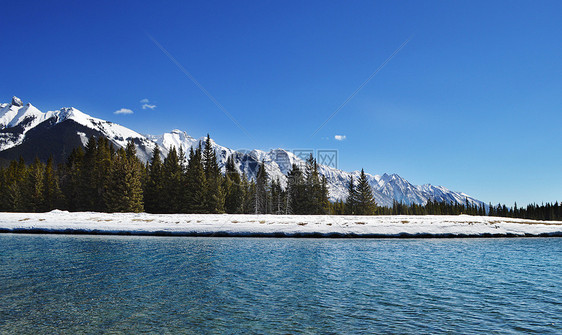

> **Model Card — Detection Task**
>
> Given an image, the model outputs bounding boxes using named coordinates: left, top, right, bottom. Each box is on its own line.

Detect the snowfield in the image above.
left=0, top=211, right=561, bottom=237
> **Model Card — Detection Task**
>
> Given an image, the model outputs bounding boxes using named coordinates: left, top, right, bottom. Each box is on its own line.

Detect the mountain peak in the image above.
left=0, top=96, right=486, bottom=208
left=11, top=96, right=23, bottom=107
left=56, top=107, right=93, bottom=124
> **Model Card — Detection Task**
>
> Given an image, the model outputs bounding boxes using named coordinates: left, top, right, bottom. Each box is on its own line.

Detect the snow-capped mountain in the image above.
left=0, top=97, right=158, bottom=162
left=0, top=96, right=485, bottom=207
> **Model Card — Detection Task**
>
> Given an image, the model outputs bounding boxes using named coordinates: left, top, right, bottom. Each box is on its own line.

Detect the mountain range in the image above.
left=0, top=96, right=485, bottom=207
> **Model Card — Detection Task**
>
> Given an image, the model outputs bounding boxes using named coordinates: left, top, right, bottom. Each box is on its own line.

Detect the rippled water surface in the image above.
left=0, top=235, right=561, bottom=334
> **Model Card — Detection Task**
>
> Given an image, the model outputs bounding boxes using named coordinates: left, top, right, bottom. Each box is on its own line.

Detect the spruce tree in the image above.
left=304, top=155, right=322, bottom=213
left=94, top=137, right=113, bottom=211
left=245, top=179, right=257, bottom=214
left=270, top=178, right=286, bottom=215
left=42, top=156, right=64, bottom=211
left=241, top=171, right=253, bottom=214
left=319, top=175, right=330, bottom=214
left=345, top=176, right=357, bottom=215
left=61, top=147, right=84, bottom=211
left=224, top=155, right=244, bottom=213
left=23, top=157, right=45, bottom=212
left=161, top=146, right=183, bottom=213
left=202, top=135, right=225, bottom=213
left=254, top=161, right=270, bottom=214
left=80, top=136, right=98, bottom=211
left=355, top=169, right=376, bottom=215
left=287, top=163, right=306, bottom=214
left=104, top=147, right=144, bottom=212
left=144, top=146, right=164, bottom=213
left=0, top=166, right=6, bottom=211
left=3, top=159, right=26, bottom=211
left=185, top=145, right=207, bottom=213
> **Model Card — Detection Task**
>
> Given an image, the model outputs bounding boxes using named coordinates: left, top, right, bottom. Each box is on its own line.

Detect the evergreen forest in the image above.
left=1, top=135, right=561, bottom=221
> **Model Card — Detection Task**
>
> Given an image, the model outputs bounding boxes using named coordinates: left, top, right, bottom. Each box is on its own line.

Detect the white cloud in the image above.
left=334, top=135, right=346, bottom=141
left=142, top=104, right=157, bottom=110
left=114, top=108, right=134, bottom=115
left=140, top=98, right=149, bottom=103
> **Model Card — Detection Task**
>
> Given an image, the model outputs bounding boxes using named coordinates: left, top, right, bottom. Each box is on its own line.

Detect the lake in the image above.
left=0, top=235, right=560, bottom=334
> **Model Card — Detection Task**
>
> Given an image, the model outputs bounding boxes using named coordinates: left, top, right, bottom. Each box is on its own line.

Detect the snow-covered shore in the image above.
left=0, top=211, right=561, bottom=237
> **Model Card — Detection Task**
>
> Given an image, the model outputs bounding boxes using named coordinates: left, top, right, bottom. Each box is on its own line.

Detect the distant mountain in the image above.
left=0, top=96, right=485, bottom=207
left=0, top=97, right=157, bottom=163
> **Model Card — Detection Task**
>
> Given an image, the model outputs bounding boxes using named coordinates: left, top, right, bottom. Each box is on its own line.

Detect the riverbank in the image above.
left=0, top=210, right=561, bottom=237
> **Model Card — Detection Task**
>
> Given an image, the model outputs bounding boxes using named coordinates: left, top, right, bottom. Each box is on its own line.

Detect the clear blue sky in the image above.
left=1, top=0, right=561, bottom=206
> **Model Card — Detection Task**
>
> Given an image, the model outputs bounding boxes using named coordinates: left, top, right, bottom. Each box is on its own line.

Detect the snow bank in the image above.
left=0, top=211, right=561, bottom=237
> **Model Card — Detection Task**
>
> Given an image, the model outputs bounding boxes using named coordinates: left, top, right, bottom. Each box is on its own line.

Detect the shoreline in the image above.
left=1, top=210, right=561, bottom=238
left=1, top=228, right=562, bottom=238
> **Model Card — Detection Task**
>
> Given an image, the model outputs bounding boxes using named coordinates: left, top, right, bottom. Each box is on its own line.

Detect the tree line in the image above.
left=0, top=135, right=560, bottom=221
left=0, top=135, right=332, bottom=215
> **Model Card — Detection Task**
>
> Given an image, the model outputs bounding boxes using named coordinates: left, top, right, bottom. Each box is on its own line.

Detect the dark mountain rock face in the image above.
left=0, top=118, right=101, bottom=165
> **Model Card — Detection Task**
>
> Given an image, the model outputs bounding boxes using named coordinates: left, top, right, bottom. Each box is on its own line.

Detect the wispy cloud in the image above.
left=139, top=98, right=156, bottom=110
left=334, top=135, right=346, bottom=141
left=114, top=108, right=134, bottom=115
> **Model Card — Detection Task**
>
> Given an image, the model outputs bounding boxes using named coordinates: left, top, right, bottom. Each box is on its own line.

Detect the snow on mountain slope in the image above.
left=146, top=129, right=198, bottom=156
left=55, top=107, right=149, bottom=147
left=0, top=97, right=57, bottom=150
left=0, top=96, right=485, bottom=207
left=0, top=97, right=158, bottom=160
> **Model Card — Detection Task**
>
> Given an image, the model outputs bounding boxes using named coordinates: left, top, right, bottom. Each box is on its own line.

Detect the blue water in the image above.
left=0, top=235, right=560, bottom=334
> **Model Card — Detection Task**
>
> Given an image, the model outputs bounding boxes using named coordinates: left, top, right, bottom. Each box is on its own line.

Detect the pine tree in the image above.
left=161, top=146, right=183, bottom=213
left=319, top=175, right=330, bottom=214
left=224, top=155, right=244, bottom=213
left=355, top=169, right=376, bottom=215
left=80, top=136, right=99, bottom=211
left=202, top=135, right=225, bottom=213
left=185, top=145, right=207, bottom=213
left=287, top=163, right=306, bottom=214
left=3, top=158, right=26, bottom=211
left=94, top=137, right=113, bottom=211
left=0, top=166, right=6, bottom=211
left=245, top=179, right=257, bottom=214
left=61, top=147, right=84, bottom=211
left=22, top=157, right=45, bottom=212
left=254, top=161, right=270, bottom=214
left=241, top=171, right=253, bottom=214
left=270, top=178, right=286, bottom=215
left=42, top=156, right=64, bottom=211
left=144, top=146, right=164, bottom=213
left=345, top=176, right=357, bottom=215
left=304, top=154, right=322, bottom=213
left=104, top=147, right=144, bottom=212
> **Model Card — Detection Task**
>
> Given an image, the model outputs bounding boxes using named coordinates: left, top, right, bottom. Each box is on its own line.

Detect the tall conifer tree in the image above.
left=104, top=146, right=144, bottom=213
left=144, top=146, right=164, bottom=213
left=161, top=146, right=182, bottom=213
left=185, top=145, right=207, bottom=213
left=355, top=169, right=376, bottom=215
left=224, top=156, right=244, bottom=213
left=42, top=156, right=64, bottom=211
left=345, top=176, right=357, bottom=215
left=202, top=135, right=225, bottom=213
left=254, top=161, right=270, bottom=214
left=287, top=163, right=306, bottom=214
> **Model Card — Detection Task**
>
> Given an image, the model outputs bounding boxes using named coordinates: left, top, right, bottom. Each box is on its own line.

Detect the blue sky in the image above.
left=1, top=0, right=561, bottom=206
